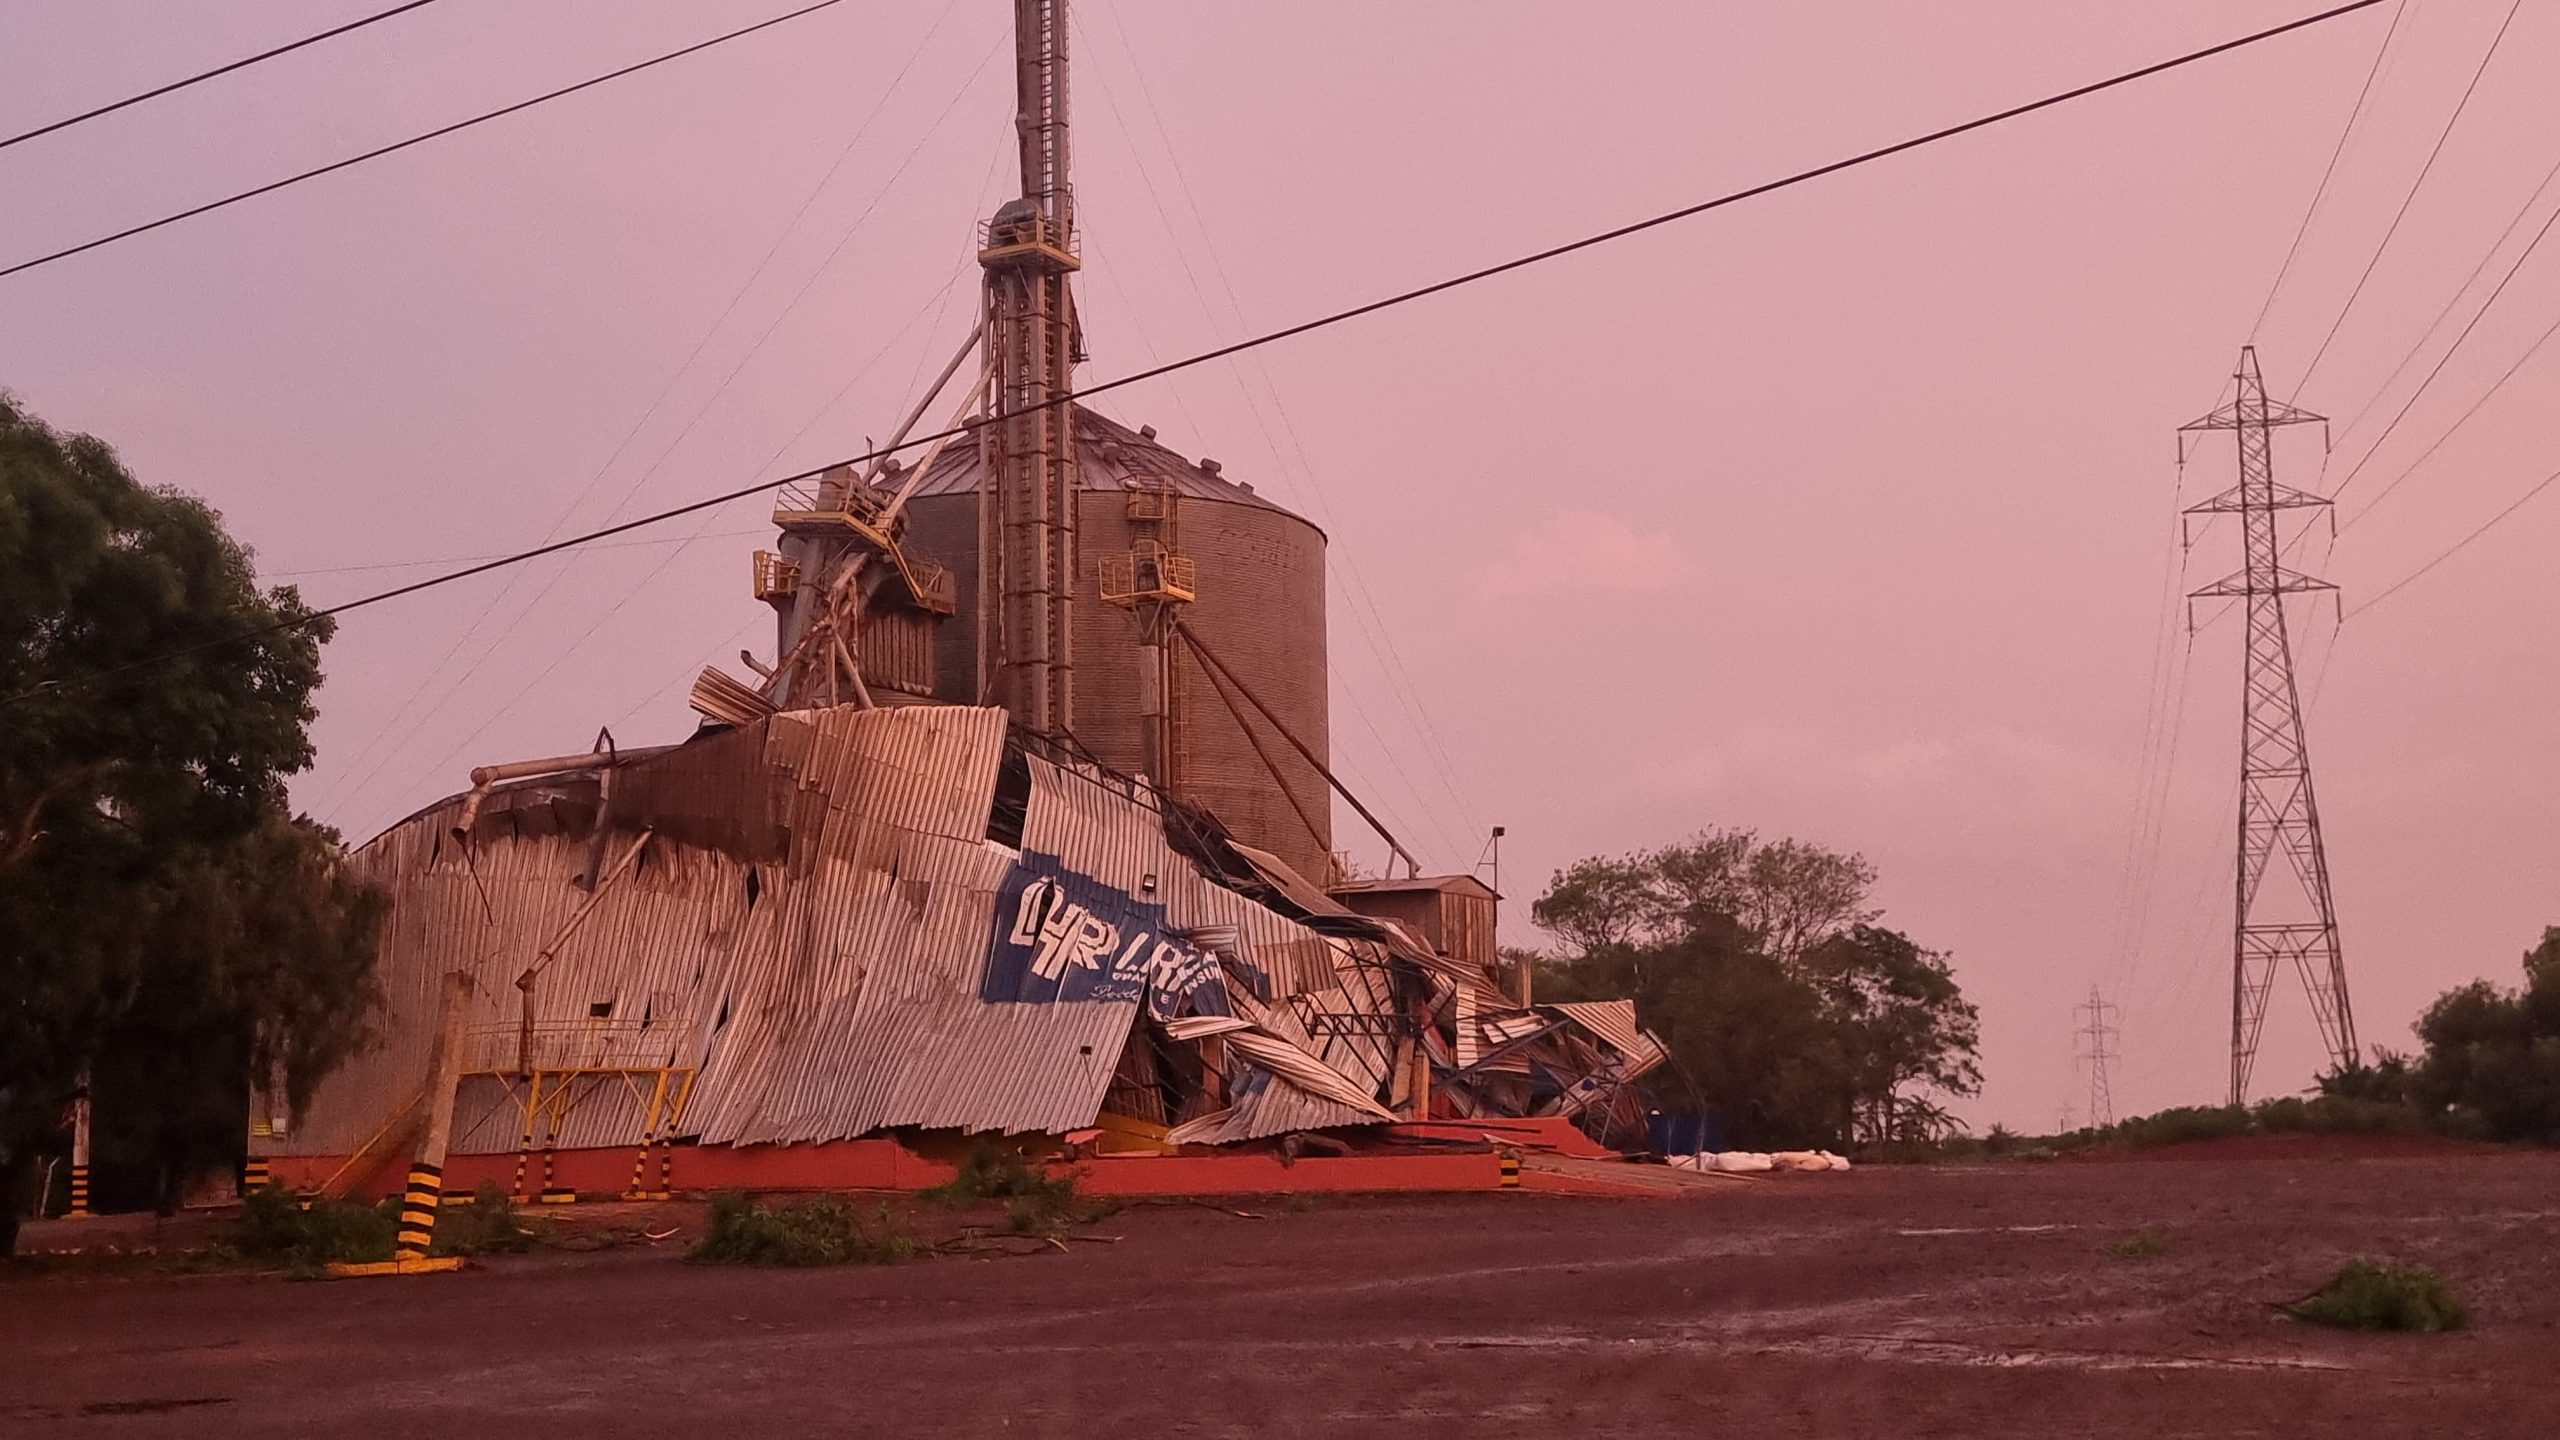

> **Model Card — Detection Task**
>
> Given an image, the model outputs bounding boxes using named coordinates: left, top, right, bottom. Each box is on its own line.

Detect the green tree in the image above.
left=1, top=393, right=378, bottom=1252
left=2404, top=928, right=2560, bottom=1144
left=1802, top=925, right=1982, bottom=1144
left=1530, top=834, right=1975, bottom=1150
left=1530, top=827, right=1881, bottom=964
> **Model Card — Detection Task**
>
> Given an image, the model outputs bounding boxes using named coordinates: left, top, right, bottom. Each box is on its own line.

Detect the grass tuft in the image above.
left=429, top=1182, right=540, bottom=1257
left=2104, top=1225, right=2171, bottom=1261
left=2284, top=1260, right=2468, bottom=1332
left=688, top=1192, right=920, bottom=1267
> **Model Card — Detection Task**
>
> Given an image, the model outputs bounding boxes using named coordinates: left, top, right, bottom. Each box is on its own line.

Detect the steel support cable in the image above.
left=321, top=14, right=995, bottom=819
left=1178, top=623, right=1417, bottom=877
left=2297, top=0, right=2525, bottom=393
left=1186, top=640, right=1339, bottom=872
left=0, top=0, right=2395, bottom=709
left=2248, top=0, right=2411, bottom=342
left=0, top=0, right=852, bottom=280
left=0, top=0, right=449, bottom=152
left=1087, top=6, right=1486, bottom=843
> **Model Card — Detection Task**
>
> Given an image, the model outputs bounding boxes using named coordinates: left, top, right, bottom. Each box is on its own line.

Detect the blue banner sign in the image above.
left=983, top=851, right=1231, bottom=1020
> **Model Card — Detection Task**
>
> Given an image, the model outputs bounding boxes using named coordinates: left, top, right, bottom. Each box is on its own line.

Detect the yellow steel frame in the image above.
left=1099, top=551, right=1197, bottom=607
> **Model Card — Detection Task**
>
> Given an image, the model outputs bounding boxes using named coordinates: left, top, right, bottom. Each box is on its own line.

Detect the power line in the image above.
left=2327, top=195, right=2560, bottom=506
left=2297, top=0, right=2524, bottom=392
left=0, top=0, right=448, bottom=152
left=2249, top=0, right=2409, bottom=343
left=320, top=11, right=996, bottom=821
left=0, top=0, right=2395, bottom=709
left=2342, top=301, right=2560, bottom=530
left=1080, top=8, right=1479, bottom=860
left=2324, top=150, right=2560, bottom=448
left=0, top=0, right=852, bottom=280
left=2345, top=463, right=2560, bottom=618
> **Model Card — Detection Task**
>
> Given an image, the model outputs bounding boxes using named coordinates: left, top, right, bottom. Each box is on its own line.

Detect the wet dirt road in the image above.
left=8, top=1148, right=2558, bottom=1437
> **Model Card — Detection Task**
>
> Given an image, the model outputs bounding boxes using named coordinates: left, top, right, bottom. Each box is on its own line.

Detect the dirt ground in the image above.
left=7, top=1144, right=2559, bottom=1438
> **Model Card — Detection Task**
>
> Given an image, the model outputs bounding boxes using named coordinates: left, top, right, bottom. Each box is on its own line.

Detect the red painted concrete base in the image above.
left=272, top=1136, right=1611, bottom=1201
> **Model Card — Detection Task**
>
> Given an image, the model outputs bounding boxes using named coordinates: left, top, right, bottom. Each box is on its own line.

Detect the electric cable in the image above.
left=0, top=0, right=851, bottom=280
left=2248, top=0, right=2409, bottom=343
left=2341, top=301, right=2560, bottom=530
left=2344, top=463, right=2560, bottom=618
left=2326, top=198, right=2560, bottom=511
left=2297, top=0, right=2524, bottom=392
left=1087, top=5, right=1486, bottom=849
left=320, top=11, right=994, bottom=819
left=2324, top=149, right=2560, bottom=448
left=0, top=0, right=447, bottom=152
left=0, top=0, right=2395, bottom=709
left=1078, top=12, right=1476, bottom=860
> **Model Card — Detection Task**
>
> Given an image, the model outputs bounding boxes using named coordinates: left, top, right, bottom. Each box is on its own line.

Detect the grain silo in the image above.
left=896, top=404, right=1334, bottom=881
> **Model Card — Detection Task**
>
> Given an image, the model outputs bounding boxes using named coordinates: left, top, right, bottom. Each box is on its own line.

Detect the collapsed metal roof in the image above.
left=283, top=704, right=1660, bottom=1164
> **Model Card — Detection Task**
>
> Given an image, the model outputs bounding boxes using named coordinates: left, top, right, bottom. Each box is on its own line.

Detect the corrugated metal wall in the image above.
left=284, top=705, right=1412, bottom=1159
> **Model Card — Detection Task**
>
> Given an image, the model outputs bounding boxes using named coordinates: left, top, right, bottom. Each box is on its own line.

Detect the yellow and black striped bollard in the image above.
left=537, top=1140, right=575, bottom=1205
left=66, top=1162, right=92, bottom=1218
left=394, top=1162, right=445, bottom=1258
left=1498, top=1153, right=1522, bottom=1188
left=242, top=1157, right=272, bottom=1194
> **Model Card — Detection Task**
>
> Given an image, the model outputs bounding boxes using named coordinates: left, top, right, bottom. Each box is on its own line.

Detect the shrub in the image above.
left=689, top=1193, right=918, bottom=1267
left=926, top=1141, right=1109, bottom=1234
left=2284, top=1260, right=2468, bottom=1332
left=225, top=1187, right=395, bottom=1269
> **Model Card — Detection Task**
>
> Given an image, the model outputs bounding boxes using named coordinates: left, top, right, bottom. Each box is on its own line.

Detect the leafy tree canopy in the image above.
left=2399, top=928, right=2560, bottom=1144
left=1, top=393, right=380, bottom=1251
left=1529, top=831, right=1975, bottom=1149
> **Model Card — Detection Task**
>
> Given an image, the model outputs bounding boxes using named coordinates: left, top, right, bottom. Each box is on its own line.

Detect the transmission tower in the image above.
left=2179, top=345, right=2357, bottom=1104
left=2074, top=987, right=2119, bottom=1129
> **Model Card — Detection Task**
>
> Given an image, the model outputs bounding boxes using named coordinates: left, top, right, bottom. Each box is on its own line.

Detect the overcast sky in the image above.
left=5, top=1, right=2554, bottom=1129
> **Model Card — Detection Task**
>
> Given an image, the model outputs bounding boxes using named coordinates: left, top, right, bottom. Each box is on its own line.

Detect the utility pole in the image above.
left=2180, top=346, right=2357, bottom=1105
left=2074, top=987, right=2119, bottom=1130
left=977, top=0, right=1082, bottom=734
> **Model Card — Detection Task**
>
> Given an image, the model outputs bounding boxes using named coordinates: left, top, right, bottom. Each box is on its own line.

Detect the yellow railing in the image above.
left=463, top=1020, right=696, bottom=1075
left=1099, top=551, right=1197, bottom=607
left=751, top=550, right=799, bottom=601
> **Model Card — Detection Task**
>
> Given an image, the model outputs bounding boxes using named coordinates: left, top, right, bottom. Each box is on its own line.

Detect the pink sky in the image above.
left=4, top=1, right=2554, bottom=1129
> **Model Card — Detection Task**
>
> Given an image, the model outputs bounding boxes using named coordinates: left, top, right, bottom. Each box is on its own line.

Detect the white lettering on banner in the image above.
left=985, top=851, right=1234, bottom=1017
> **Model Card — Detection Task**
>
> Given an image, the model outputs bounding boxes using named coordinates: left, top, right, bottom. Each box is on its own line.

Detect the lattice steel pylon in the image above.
left=2075, top=987, right=2119, bottom=1130
left=2180, top=346, right=2357, bottom=1104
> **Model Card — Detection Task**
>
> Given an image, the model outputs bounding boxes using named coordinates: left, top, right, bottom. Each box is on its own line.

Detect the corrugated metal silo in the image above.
left=897, top=405, right=1333, bottom=880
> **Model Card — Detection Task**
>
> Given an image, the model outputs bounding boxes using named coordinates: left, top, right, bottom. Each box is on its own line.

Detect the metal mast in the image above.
left=977, top=0, right=1082, bottom=734
left=2180, top=345, right=2357, bottom=1104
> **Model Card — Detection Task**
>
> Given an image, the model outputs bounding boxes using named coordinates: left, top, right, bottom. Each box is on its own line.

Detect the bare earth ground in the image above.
left=6, top=1143, right=2559, bottom=1438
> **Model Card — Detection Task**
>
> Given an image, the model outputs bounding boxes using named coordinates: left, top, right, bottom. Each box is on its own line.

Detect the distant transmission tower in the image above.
left=2075, top=987, right=2119, bottom=1129
left=2179, top=346, right=2358, bottom=1104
